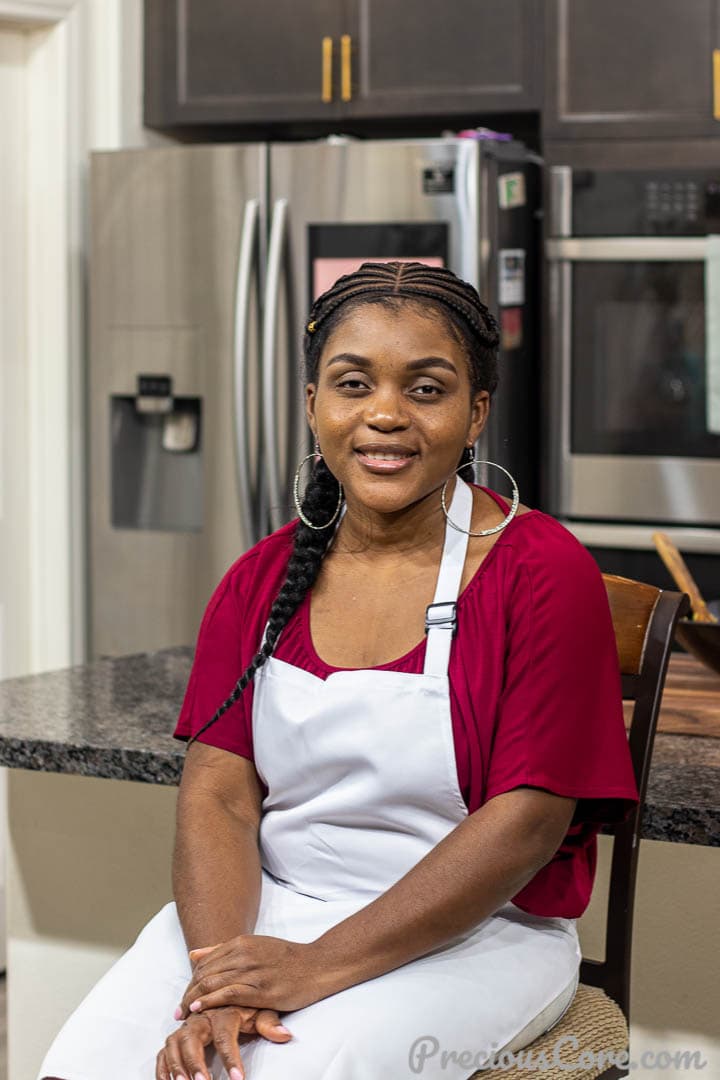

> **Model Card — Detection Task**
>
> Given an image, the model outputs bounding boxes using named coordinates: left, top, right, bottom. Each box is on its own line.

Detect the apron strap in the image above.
left=423, top=477, right=473, bottom=677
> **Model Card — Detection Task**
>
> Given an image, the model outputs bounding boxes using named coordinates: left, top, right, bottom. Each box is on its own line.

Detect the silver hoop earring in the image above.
left=293, top=452, right=344, bottom=530
left=441, top=455, right=520, bottom=537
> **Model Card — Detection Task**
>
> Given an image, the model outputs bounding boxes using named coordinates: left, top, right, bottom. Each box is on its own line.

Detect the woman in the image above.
left=40, top=262, right=638, bottom=1080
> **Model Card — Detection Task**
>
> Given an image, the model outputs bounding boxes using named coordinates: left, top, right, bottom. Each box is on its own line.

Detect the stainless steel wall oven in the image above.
left=546, top=166, right=720, bottom=528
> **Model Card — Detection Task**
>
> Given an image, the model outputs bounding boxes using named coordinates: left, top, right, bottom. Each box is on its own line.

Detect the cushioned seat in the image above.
left=470, top=984, right=628, bottom=1078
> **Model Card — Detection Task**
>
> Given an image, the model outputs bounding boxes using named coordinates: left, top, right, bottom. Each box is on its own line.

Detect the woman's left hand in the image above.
left=176, top=935, right=332, bottom=1019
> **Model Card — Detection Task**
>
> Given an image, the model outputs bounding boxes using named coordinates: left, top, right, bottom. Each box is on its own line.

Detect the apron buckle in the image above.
left=425, top=601, right=458, bottom=636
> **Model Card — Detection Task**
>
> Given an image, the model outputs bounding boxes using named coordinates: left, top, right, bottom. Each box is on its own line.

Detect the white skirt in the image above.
left=39, top=869, right=581, bottom=1080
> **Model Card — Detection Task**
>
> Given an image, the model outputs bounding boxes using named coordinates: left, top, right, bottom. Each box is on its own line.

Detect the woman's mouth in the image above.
left=354, top=447, right=418, bottom=473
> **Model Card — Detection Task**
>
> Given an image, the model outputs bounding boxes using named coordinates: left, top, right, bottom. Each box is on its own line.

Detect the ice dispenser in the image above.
left=111, top=375, right=203, bottom=531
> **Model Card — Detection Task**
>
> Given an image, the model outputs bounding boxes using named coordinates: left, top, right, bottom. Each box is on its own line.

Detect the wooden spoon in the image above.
left=653, top=532, right=718, bottom=623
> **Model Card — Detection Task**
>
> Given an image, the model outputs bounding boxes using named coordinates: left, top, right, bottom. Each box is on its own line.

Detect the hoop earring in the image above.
left=441, top=455, right=520, bottom=537
left=293, top=453, right=344, bottom=530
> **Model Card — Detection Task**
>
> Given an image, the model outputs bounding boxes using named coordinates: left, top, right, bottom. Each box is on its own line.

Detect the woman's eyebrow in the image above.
left=326, top=353, right=457, bottom=374
left=326, top=352, right=371, bottom=368
left=406, top=357, right=458, bottom=374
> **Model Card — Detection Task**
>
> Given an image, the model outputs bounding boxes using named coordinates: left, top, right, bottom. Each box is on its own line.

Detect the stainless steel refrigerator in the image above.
left=89, top=137, right=539, bottom=657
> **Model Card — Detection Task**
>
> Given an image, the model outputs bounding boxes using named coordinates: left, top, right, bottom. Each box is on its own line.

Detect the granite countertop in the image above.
left=0, top=647, right=718, bottom=846
left=0, top=647, right=191, bottom=785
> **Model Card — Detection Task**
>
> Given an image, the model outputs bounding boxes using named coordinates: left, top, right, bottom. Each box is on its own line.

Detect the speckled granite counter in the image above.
left=0, top=646, right=190, bottom=785
left=0, top=646, right=718, bottom=845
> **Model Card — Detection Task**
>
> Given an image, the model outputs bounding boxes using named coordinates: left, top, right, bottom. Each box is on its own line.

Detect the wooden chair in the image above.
left=471, top=574, right=689, bottom=1080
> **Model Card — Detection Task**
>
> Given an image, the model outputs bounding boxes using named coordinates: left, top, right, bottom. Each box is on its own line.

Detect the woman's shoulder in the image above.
left=472, top=493, right=603, bottom=593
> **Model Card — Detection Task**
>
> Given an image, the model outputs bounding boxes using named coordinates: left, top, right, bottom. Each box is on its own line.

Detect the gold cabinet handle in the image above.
left=340, top=34, right=352, bottom=102
left=321, top=36, right=333, bottom=103
left=714, top=49, right=720, bottom=120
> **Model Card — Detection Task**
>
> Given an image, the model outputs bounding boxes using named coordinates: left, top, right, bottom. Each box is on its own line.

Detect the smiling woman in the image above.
left=38, top=263, right=639, bottom=1080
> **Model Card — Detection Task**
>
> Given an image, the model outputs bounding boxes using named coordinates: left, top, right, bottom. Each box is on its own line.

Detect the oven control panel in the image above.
left=566, top=170, right=720, bottom=236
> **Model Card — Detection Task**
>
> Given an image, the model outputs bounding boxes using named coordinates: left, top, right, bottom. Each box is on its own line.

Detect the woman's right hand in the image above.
left=155, top=1004, right=292, bottom=1080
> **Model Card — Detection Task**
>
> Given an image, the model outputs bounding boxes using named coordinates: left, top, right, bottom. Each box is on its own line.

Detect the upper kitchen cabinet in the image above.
left=340, top=0, right=542, bottom=119
left=144, top=0, right=541, bottom=130
left=144, top=0, right=346, bottom=126
left=544, top=0, right=720, bottom=138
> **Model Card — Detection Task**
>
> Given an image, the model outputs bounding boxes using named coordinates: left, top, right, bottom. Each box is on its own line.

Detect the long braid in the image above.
left=187, top=458, right=340, bottom=746
left=189, top=261, right=499, bottom=746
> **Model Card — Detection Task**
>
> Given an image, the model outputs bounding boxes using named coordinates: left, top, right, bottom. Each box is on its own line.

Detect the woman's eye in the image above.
left=413, top=383, right=443, bottom=396
left=337, top=377, right=369, bottom=390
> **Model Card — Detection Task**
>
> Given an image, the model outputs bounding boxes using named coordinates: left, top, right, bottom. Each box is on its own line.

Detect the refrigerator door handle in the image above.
left=546, top=257, right=573, bottom=514
left=456, top=140, right=478, bottom=287
left=233, top=198, right=261, bottom=548
left=263, top=197, right=289, bottom=531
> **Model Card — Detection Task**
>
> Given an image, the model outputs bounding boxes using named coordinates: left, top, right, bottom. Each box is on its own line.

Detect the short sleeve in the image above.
left=484, top=527, right=639, bottom=826
left=173, top=569, right=254, bottom=761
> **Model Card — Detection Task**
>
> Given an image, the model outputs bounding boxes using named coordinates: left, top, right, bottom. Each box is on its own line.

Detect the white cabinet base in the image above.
left=7, top=770, right=177, bottom=1080
left=5, top=769, right=720, bottom=1079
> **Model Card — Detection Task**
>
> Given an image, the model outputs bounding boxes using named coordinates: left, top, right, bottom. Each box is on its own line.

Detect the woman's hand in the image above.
left=156, top=1004, right=292, bottom=1080
left=176, top=935, right=332, bottom=1018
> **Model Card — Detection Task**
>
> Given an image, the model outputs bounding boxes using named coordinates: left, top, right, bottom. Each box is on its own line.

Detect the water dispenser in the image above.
left=111, top=375, right=203, bottom=531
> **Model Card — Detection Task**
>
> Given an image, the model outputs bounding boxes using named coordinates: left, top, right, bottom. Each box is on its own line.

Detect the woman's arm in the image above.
left=166, top=743, right=295, bottom=1079
left=313, top=786, right=577, bottom=994
left=179, top=786, right=576, bottom=1014
left=173, top=741, right=264, bottom=951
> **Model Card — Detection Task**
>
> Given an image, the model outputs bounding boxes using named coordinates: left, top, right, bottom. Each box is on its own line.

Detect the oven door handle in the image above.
left=706, top=235, right=720, bottom=436
left=546, top=258, right=573, bottom=515
left=546, top=237, right=708, bottom=261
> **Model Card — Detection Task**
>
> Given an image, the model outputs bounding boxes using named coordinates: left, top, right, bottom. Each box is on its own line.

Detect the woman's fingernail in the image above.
left=275, top=1023, right=292, bottom=1035
left=189, top=999, right=202, bottom=1012
left=173, top=1006, right=182, bottom=1020
left=229, top=1069, right=244, bottom=1080
left=194, top=1073, right=206, bottom=1080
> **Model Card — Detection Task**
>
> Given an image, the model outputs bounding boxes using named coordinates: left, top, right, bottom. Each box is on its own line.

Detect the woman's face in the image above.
left=305, top=302, right=489, bottom=516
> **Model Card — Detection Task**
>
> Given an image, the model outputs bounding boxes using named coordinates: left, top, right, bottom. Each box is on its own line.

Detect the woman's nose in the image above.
left=364, top=387, right=410, bottom=430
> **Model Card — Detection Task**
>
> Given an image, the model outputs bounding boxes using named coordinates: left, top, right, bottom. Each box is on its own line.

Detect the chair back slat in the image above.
left=604, top=575, right=662, bottom=676
left=581, top=576, right=689, bottom=1023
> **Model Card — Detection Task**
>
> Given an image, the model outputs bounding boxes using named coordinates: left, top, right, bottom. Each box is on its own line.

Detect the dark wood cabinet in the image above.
left=342, top=0, right=541, bottom=119
left=544, top=0, right=720, bottom=138
left=144, top=0, right=541, bottom=130
left=144, top=0, right=346, bottom=126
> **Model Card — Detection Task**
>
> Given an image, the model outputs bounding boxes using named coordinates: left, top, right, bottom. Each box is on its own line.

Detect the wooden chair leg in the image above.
left=598, top=1065, right=629, bottom=1080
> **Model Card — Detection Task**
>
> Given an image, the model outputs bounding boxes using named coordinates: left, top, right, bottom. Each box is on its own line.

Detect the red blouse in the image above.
left=174, top=488, right=639, bottom=918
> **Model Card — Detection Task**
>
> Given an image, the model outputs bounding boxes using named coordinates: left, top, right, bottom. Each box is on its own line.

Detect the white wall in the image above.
left=0, top=24, right=31, bottom=682
left=0, top=0, right=170, bottom=683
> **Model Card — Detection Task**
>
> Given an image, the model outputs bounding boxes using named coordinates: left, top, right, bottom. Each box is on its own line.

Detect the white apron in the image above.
left=39, top=478, right=581, bottom=1080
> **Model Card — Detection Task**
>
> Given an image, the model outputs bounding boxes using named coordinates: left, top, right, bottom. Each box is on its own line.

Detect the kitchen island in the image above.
left=0, top=646, right=717, bottom=842
left=0, top=648, right=718, bottom=1078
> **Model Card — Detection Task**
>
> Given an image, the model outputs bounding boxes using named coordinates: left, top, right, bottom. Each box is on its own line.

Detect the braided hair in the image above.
left=188, top=261, right=500, bottom=747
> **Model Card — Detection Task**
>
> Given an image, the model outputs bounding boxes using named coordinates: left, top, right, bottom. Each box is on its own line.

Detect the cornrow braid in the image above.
left=189, top=261, right=498, bottom=747
left=304, top=261, right=500, bottom=397
left=187, top=457, right=341, bottom=747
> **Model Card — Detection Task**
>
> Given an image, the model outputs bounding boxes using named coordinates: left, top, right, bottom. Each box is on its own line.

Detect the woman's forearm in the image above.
left=312, top=788, right=576, bottom=996
left=173, top=797, right=263, bottom=955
